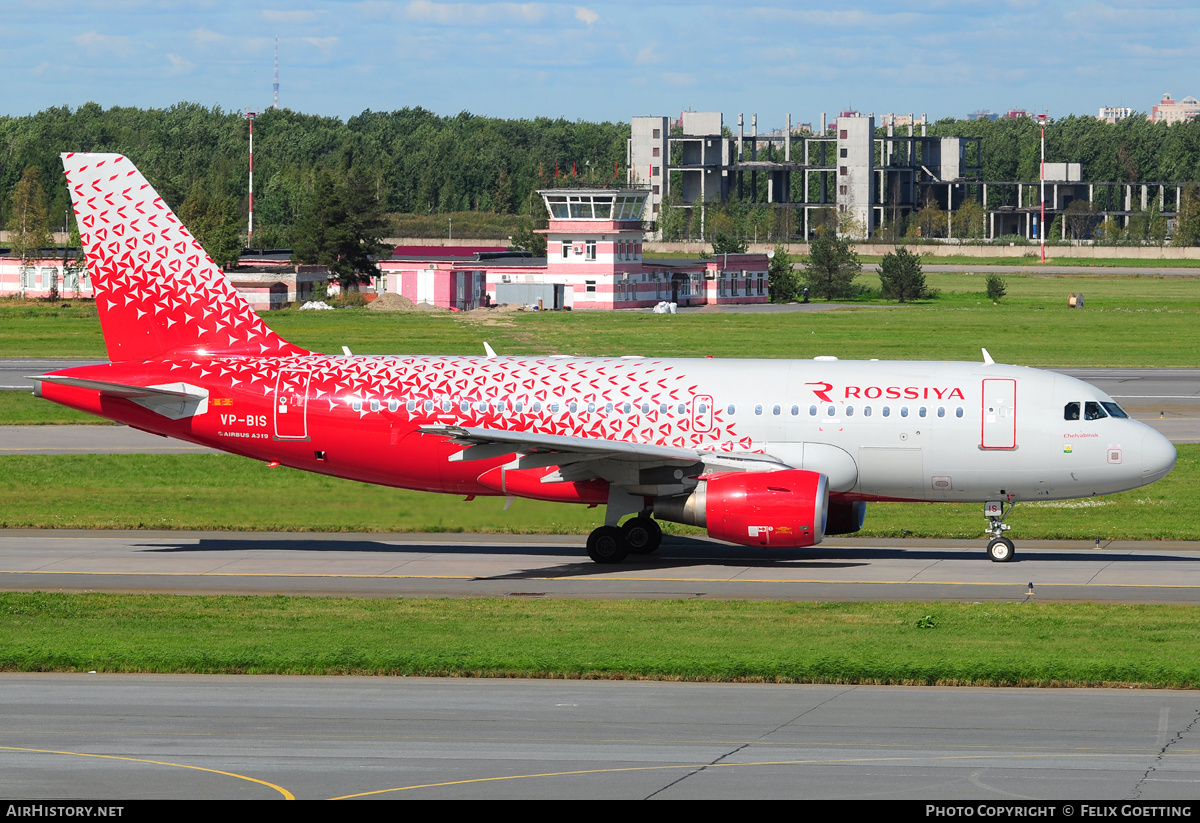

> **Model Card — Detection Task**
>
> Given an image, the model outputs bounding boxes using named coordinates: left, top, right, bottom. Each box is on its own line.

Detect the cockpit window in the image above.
left=1101, top=402, right=1129, bottom=419
left=1064, top=402, right=1080, bottom=421
left=1084, top=401, right=1108, bottom=420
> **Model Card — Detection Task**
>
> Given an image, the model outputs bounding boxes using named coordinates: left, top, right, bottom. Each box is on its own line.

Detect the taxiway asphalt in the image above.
left=2, top=675, right=1198, bottom=799
left=3, top=530, right=1200, bottom=604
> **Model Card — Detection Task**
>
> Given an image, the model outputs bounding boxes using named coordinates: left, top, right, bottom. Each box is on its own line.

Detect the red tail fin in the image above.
left=62, top=152, right=307, bottom=362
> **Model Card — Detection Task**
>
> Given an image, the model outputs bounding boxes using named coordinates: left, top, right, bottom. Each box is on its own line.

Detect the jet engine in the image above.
left=824, top=499, right=866, bottom=536
left=654, top=469, right=828, bottom=548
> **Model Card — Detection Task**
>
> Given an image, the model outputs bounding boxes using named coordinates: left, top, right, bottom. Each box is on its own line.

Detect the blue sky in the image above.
left=3, top=1, right=1196, bottom=129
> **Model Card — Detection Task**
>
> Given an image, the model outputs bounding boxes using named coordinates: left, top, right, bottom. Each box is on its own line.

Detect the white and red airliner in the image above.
left=33, top=153, right=1177, bottom=563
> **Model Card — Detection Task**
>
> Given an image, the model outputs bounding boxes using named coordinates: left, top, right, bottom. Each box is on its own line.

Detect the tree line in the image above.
left=6, top=104, right=1200, bottom=255
left=0, top=103, right=630, bottom=263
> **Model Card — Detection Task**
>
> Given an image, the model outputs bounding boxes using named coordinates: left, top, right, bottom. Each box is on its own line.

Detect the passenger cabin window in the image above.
left=882, top=407, right=891, bottom=417
left=726, top=404, right=735, bottom=415
left=772, top=405, right=781, bottom=416
left=809, top=405, right=817, bottom=416
left=864, top=406, right=872, bottom=417
left=1084, top=401, right=1108, bottom=420
left=900, top=407, right=909, bottom=418
left=755, top=405, right=763, bottom=416
left=1064, top=402, right=1080, bottom=421
left=790, top=405, right=799, bottom=416
left=956, top=407, right=964, bottom=418
left=846, top=406, right=854, bottom=416
left=937, top=407, right=945, bottom=418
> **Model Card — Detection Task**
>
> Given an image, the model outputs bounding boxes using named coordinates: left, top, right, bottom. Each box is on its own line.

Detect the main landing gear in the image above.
left=585, top=516, right=662, bottom=564
left=985, top=500, right=1016, bottom=562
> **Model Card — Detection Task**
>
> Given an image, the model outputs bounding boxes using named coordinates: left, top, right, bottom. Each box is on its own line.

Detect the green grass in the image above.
left=4, top=270, right=1200, bottom=366
left=388, top=211, right=529, bottom=239
left=0, top=392, right=109, bottom=425
left=856, top=254, right=1200, bottom=268
left=3, top=593, right=1200, bottom=687
left=0, top=448, right=1195, bottom=539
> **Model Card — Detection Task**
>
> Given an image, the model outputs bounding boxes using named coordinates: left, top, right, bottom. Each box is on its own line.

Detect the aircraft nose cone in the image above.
left=1141, top=428, right=1176, bottom=483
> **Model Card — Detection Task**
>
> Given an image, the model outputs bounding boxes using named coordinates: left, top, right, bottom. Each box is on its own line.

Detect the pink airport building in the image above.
left=2, top=188, right=770, bottom=311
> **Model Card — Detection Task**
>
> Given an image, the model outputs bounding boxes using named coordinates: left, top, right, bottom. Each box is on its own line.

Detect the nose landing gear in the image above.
left=985, top=500, right=1016, bottom=562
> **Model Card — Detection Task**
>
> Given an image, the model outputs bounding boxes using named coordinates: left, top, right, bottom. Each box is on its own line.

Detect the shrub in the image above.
left=986, top=274, right=1007, bottom=301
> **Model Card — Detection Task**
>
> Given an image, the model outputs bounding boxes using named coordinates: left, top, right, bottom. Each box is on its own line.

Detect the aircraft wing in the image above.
left=419, top=423, right=788, bottom=473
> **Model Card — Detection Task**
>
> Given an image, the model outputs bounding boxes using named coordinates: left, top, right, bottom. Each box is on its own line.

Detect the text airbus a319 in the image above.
left=33, top=153, right=1176, bottom=563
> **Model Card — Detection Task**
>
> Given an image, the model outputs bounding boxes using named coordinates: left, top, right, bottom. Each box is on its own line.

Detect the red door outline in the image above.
left=274, top=369, right=311, bottom=440
left=981, top=378, right=1016, bottom=449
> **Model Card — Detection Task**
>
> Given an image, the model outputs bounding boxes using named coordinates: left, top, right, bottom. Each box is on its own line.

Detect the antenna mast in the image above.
left=273, top=38, right=279, bottom=110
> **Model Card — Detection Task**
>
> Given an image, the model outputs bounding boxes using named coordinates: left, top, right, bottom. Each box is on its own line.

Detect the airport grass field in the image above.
left=3, top=269, right=1200, bottom=366
left=4, top=593, right=1200, bottom=688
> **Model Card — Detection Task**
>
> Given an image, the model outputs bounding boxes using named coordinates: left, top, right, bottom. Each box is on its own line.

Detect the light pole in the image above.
left=245, top=110, right=257, bottom=248
left=1038, top=114, right=1046, bottom=263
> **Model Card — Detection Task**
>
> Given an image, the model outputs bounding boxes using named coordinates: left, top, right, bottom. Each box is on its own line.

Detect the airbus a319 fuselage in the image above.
left=34, top=153, right=1177, bottom=563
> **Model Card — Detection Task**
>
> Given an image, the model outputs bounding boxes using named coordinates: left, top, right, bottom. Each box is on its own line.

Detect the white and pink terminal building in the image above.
left=1, top=188, right=770, bottom=311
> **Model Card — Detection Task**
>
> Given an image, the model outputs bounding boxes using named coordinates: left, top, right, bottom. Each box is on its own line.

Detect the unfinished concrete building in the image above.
left=630, top=110, right=982, bottom=239
left=629, top=110, right=1187, bottom=241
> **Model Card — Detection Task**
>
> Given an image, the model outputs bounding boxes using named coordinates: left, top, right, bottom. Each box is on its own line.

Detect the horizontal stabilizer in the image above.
left=31, top=375, right=209, bottom=420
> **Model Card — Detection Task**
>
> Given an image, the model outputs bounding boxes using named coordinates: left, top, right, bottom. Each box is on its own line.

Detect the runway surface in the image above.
left=2, top=675, right=1198, bottom=799
left=4, top=530, right=1200, bottom=603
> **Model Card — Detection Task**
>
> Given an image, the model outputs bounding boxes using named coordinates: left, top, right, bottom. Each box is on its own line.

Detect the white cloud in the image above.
left=405, top=1, right=548, bottom=26
left=261, top=9, right=325, bottom=24
left=663, top=72, right=695, bottom=86
left=304, top=36, right=341, bottom=58
left=633, top=43, right=660, bottom=65
left=71, top=31, right=137, bottom=52
left=190, top=28, right=228, bottom=47
left=574, top=6, right=598, bottom=25
left=165, top=53, right=195, bottom=75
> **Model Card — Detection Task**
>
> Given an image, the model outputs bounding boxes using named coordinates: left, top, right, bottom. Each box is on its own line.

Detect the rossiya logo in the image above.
left=806, top=382, right=833, bottom=402
left=808, top=381, right=966, bottom=402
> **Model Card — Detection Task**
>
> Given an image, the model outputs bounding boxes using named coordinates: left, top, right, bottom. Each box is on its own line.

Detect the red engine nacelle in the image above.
left=654, top=469, right=829, bottom=548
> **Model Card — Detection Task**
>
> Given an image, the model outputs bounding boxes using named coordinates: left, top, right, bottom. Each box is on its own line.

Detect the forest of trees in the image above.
left=0, top=103, right=630, bottom=250
left=5, top=103, right=1200, bottom=250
